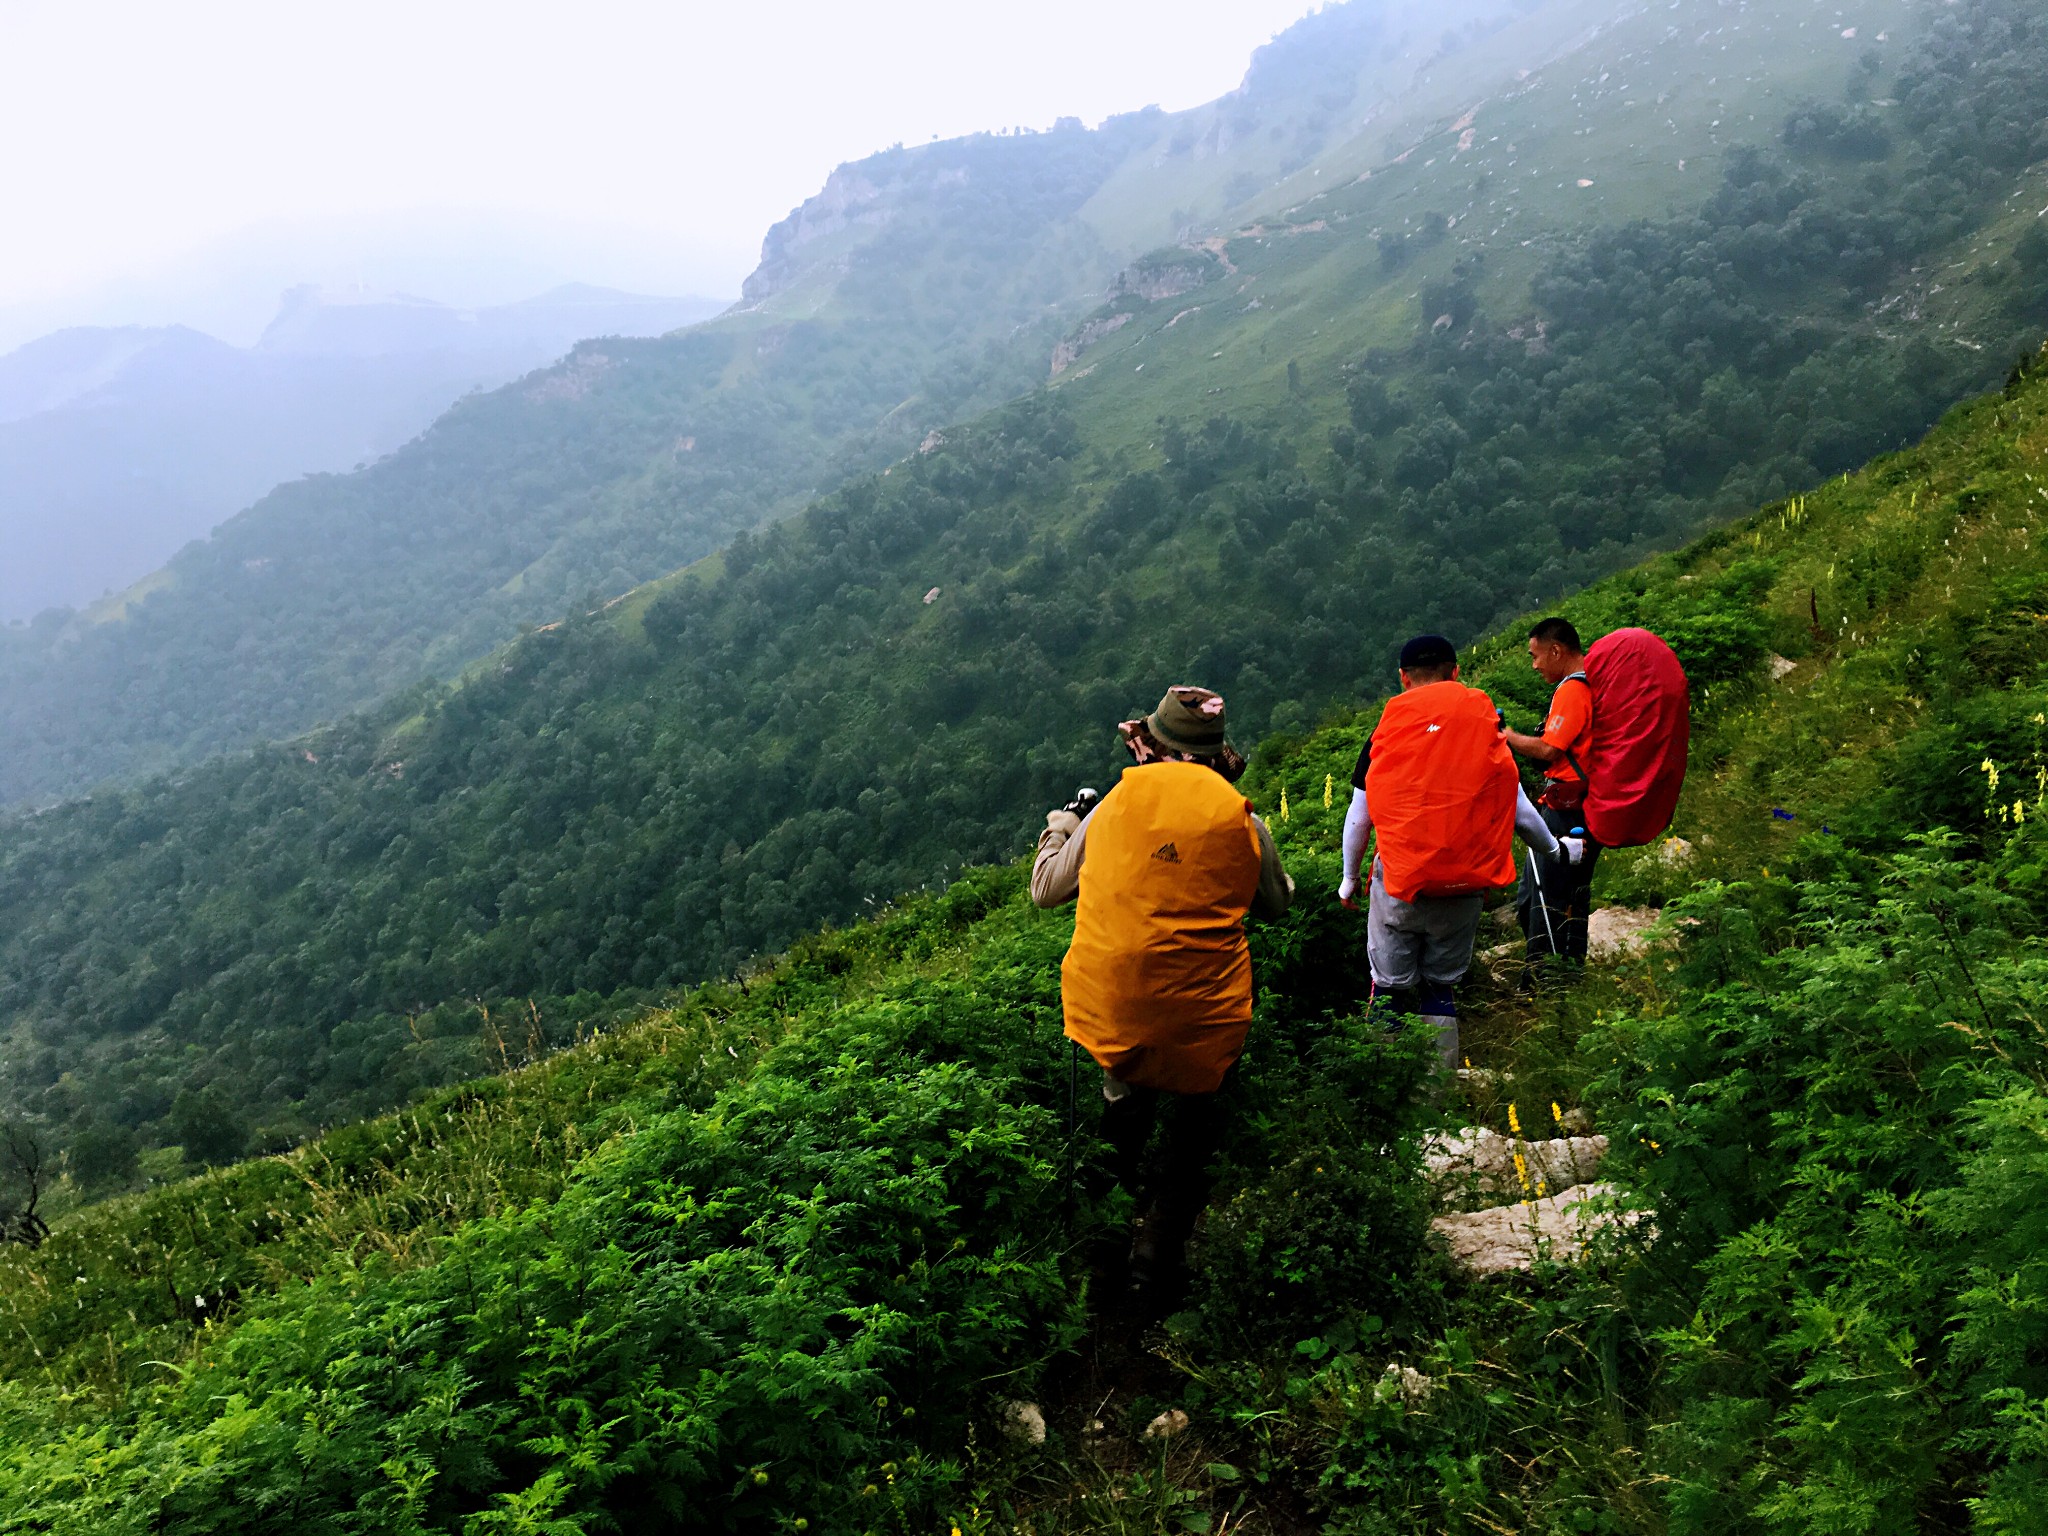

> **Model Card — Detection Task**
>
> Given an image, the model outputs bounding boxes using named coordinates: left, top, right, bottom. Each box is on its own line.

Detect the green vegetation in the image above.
left=5, top=0, right=2046, bottom=1177
left=8, top=346, right=2048, bottom=1529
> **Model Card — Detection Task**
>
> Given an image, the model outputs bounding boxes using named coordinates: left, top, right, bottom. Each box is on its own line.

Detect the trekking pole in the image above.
left=1061, top=1036, right=1080, bottom=1234
left=1527, top=848, right=1560, bottom=956
left=1067, top=1037, right=1078, bottom=1141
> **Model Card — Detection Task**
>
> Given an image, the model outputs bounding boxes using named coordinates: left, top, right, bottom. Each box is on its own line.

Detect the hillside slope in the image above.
left=9, top=0, right=2040, bottom=807
left=4, top=0, right=2045, bottom=1173
left=7, top=351, right=2048, bottom=1530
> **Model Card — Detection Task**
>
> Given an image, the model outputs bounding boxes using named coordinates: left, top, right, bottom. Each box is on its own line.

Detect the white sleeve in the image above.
left=1515, top=785, right=1562, bottom=860
left=1341, top=786, right=1373, bottom=886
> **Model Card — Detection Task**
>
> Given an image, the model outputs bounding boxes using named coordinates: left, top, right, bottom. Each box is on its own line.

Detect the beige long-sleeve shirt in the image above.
left=1030, top=803, right=1295, bottom=918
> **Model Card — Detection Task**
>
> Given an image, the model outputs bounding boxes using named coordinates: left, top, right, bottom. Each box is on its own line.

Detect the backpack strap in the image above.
left=1558, top=673, right=1592, bottom=788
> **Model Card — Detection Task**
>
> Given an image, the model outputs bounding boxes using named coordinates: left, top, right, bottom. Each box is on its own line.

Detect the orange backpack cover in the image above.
left=1365, top=680, right=1518, bottom=902
left=1061, top=761, right=1265, bottom=1094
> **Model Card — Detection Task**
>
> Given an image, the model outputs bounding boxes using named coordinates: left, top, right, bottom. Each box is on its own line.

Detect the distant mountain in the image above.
left=252, top=283, right=723, bottom=359
left=0, top=286, right=723, bottom=621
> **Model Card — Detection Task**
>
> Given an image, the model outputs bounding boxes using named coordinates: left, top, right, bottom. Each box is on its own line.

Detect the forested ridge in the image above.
left=7, top=353, right=2048, bottom=1528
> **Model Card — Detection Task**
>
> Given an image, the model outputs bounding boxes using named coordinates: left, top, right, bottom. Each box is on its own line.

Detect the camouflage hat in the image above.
left=1145, top=686, right=1230, bottom=755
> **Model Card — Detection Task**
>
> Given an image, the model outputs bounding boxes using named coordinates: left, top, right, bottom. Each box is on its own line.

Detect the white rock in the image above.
left=1143, top=1408, right=1190, bottom=1441
left=1587, top=906, right=1661, bottom=962
left=1655, top=836, right=1695, bottom=868
left=1432, top=1183, right=1644, bottom=1274
left=1380, top=1363, right=1434, bottom=1404
left=1002, top=1400, right=1047, bottom=1446
left=1769, top=653, right=1798, bottom=680
left=1422, top=1128, right=1609, bottom=1204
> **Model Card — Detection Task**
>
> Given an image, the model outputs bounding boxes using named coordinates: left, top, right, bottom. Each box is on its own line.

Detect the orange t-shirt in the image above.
left=1542, top=676, right=1594, bottom=782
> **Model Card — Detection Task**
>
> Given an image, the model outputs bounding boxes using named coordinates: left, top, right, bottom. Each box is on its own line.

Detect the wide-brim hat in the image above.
left=1145, top=686, right=1231, bottom=755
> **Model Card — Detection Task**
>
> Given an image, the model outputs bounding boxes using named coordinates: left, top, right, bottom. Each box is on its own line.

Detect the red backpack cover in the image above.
left=1581, top=628, right=1690, bottom=848
left=1366, top=681, right=1518, bottom=901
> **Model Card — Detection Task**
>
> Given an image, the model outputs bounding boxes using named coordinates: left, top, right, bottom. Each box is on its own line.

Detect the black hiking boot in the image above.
left=1126, top=1209, right=1191, bottom=1316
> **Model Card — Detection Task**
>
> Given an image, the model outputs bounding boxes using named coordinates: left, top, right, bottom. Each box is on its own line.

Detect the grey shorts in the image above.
left=1366, top=860, right=1485, bottom=988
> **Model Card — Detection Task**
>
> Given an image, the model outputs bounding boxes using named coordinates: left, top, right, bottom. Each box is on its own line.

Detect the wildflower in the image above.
left=1324, top=773, right=1333, bottom=809
left=1511, top=1148, right=1535, bottom=1207
left=1507, top=1103, right=1521, bottom=1135
left=1280, top=788, right=1290, bottom=821
left=1551, top=1101, right=1566, bottom=1133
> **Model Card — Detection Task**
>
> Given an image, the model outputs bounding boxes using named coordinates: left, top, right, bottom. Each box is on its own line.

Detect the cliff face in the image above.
left=735, top=121, right=1151, bottom=312
left=739, top=166, right=901, bottom=305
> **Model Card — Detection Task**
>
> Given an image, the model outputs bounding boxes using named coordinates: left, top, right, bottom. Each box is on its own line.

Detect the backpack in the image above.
left=1366, top=681, right=1519, bottom=901
left=1569, top=628, right=1690, bottom=848
left=1061, top=761, right=1264, bottom=1093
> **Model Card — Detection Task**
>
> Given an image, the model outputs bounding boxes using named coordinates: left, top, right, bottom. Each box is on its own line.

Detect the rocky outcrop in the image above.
left=1048, top=247, right=1223, bottom=376
left=1049, top=312, right=1133, bottom=377
left=739, top=158, right=971, bottom=307
left=1107, top=249, right=1222, bottom=306
left=740, top=168, right=896, bottom=305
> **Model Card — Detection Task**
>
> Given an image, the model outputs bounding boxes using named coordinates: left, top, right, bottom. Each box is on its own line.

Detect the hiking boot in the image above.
left=1126, top=1210, right=1190, bottom=1314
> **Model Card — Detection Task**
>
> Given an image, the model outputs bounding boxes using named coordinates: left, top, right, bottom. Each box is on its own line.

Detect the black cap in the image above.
left=1398, top=633, right=1457, bottom=672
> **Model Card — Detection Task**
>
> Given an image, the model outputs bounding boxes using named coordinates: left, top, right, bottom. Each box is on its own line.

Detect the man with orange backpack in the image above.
left=1033, top=685, right=1293, bottom=1302
left=1336, top=635, right=1580, bottom=1070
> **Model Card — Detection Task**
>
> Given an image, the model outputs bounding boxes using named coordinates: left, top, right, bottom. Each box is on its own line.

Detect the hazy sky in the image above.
left=0, top=0, right=1319, bottom=338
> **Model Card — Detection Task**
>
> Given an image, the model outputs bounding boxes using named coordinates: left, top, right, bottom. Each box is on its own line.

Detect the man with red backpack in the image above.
left=1505, top=618, right=1694, bottom=976
left=1337, top=635, right=1581, bottom=1071
left=1503, top=617, right=1599, bottom=969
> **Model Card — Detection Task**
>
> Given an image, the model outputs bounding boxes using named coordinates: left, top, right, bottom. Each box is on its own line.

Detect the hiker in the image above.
left=1336, top=636, right=1581, bottom=1071
left=1502, top=617, right=1599, bottom=969
left=1032, top=685, right=1293, bottom=1300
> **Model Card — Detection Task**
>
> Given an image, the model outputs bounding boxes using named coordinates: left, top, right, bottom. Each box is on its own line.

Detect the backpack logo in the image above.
left=1151, top=842, right=1182, bottom=864
left=1425, top=723, right=1442, bottom=733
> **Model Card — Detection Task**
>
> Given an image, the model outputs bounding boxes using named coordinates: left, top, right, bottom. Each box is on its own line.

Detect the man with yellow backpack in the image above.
left=1032, top=685, right=1293, bottom=1303
left=1337, top=635, right=1582, bottom=1071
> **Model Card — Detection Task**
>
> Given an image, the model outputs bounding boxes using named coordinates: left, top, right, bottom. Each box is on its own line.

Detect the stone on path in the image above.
left=1423, top=1128, right=1609, bottom=1204
left=1587, top=905, right=1661, bottom=962
left=1432, top=1183, right=1641, bottom=1274
left=1003, top=1401, right=1047, bottom=1445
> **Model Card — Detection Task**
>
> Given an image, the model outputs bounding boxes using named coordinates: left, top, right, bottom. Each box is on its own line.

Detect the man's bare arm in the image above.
left=1504, top=727, right=1562, bottom=763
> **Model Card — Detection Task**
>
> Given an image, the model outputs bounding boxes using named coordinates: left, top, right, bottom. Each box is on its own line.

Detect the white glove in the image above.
left=1337, top=874, right=1360, bottom=907
left=1558, top=836, right=1586, bottom=866
left=1045, top=809, right=1081, bottom=837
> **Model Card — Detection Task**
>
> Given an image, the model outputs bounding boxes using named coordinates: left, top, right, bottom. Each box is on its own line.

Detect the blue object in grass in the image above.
left=1771, top=807, right=1796, bottom=821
